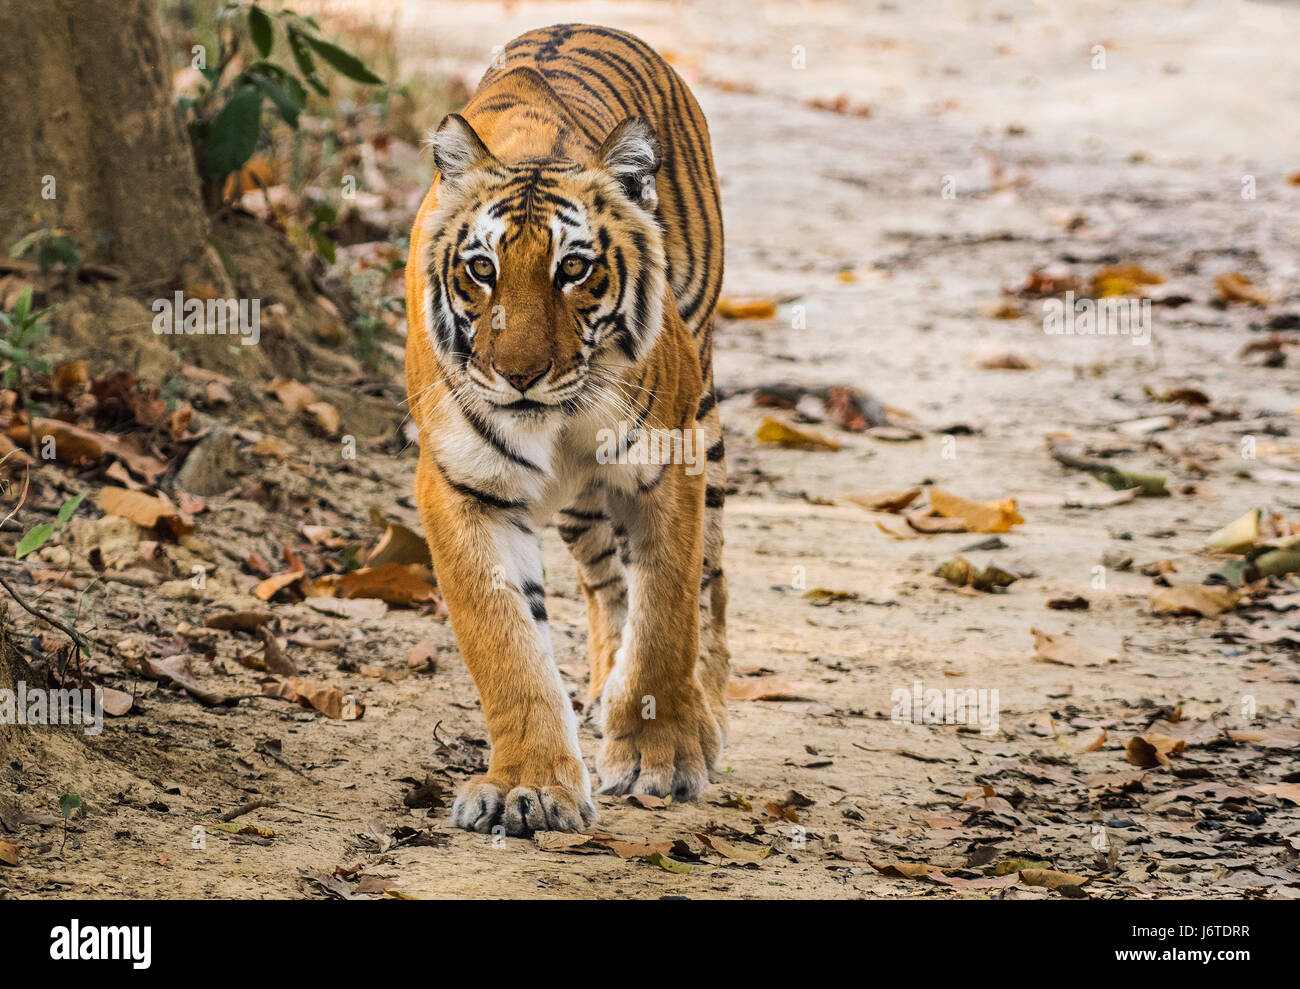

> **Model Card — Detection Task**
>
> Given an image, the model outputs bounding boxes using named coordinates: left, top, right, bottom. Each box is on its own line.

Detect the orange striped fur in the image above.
left=405, top=24, right=729, bottom=835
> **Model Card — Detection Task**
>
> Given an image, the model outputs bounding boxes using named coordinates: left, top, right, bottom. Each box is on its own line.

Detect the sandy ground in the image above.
left=2, top=0, right=1299, bottom=899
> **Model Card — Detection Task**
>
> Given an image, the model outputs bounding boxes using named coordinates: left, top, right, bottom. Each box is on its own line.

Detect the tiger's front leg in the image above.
left=415, top=455, right=596, bottom=836
left=596, top=458, right=724, bottom=800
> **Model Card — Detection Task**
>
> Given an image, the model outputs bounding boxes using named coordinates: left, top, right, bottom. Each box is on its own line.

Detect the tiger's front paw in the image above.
left=451, top=758, right=597, bottom=836
left=595, top=678, right=723, bottom=800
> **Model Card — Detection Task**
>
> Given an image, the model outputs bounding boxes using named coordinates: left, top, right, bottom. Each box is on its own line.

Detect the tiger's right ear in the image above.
left=429, top=114, right=497, bottom=185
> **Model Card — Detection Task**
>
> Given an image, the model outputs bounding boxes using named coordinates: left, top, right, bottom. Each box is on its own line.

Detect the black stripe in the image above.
left=706, top=439, right=725, bottom=462
left=585, top=546, right=616, bottom=567
left=562, top=508, right=607, bottom=521
left=434, top=460, right=527, bottom=511
left=705, top=486, right=726, bottom=508
left=585, top=575, right=623, bottom=594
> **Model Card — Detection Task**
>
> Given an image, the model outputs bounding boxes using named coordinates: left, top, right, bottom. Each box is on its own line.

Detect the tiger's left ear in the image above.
left=598, top=116, right=661, bottom=209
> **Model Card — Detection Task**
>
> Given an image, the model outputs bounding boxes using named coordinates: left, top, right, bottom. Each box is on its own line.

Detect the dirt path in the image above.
left=3, top=0, right=1298, bottom=899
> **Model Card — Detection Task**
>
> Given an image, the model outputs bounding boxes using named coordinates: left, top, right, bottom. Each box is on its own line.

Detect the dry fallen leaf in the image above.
left=98, top=487, right=195, bottom=537
left=1018, top=868, right=1090, bottom=890
left=696, top=833, right=773, bottom=863
left=1091, top=265, right=1164, bottom=298
left=1215, top=271, right=1269, bottom=305
left=0, top=840, right=20, bottom=866
left=717, top=297, right=777, bottom=320
left=1258, top=783, right=1300, bottom=805
left=1150, top=584, right=1239, bottom=618
left=756, top=417, right=842, bottom=451
left=1126, top=733, right=1186, bottom=769
left=1031, top=627, right=1119, bottom=667
left=846, top=488, right=923, bottom=513
left=330, top=563, right=440, bottom=607
left=929, top=489, right=1024, bottom=533
left=264, top=677, right=363, bottom=720
left=366, top=522, right=433, bottom=568
left=265, top=376, right=317, bottom=413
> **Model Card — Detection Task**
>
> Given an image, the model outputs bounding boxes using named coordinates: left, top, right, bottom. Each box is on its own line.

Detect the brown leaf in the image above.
left=1226, top=728, right=1300, bottom=748
left=717, top=297, right=777, bottom=320
left=1018, top=868, right=1090, bottom=890
left=1126, top=733, right=1186, bottom=768
left=265, top=376, right=317, bottom=413
left=305, top=401, right=340, bottom=437
left=1031, top=627, right=1119, bottom=667
left=696, top=833, right=773, bottom=863
left=0, top=840, right=19, bottom=866
left=366, top=522, right=432, bottom=568
left=625, top=793, right=667, bottom=810
left=51, top=360, right=89, bottom=396
left=332, top=563, right=439, bottom=607
left=929, top=489, right=1025, bottom=533
left=205, top=611, right=274, bottom=632
left=1258, top=783, right=1300, bottom=805
left=1215, top=271, right=1269, bottom=305
left=99, top=487, right=195, bottom=537
left=264, top=677, right=363, bottom=720
left=845, top=488, right=923, bottom=513
left=137, top=655, right=235, bottom=707
left=1150, top=584, right=1239, bottom=618
left=756, top=416, right=842, bottom=451
left=254, top=570, right=310, bottom=602
left=1091, top=265, right=1164, bottom=298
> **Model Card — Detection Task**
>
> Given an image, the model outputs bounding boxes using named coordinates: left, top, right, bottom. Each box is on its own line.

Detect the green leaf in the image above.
left=287, top=26, right=316, bottom=78
left=303, top=36, right=383, bottom=85
left=205, top=85, right=263, bottom=177
left=59, top=794, right=82, bottom=819
left=314, top=234, right=337, bottom=265
left=12, top=286, right=32, bottom=323
left=248, top=4, right=274, bottom=58
left=55, top=492, right=85, bottom=526
left=16, top=524, right=54, bottom=560
left=250, top=72, right=301, bottom=129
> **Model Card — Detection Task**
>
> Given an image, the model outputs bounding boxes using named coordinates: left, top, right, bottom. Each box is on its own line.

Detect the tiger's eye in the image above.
left=560, top=255, right=590, bottom=280
left=469, top=257, right=495, bottom=281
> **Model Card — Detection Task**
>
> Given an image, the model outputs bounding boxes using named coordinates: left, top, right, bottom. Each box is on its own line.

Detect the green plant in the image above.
left=0, top=287, right=55, bottom=456
left=59, top=793, right=82, bottom=851
left=181, top=2, right=383, bottom=210
left=15, top=492, right=84, bottom=561
left=8, top=227, right=82, bottom=277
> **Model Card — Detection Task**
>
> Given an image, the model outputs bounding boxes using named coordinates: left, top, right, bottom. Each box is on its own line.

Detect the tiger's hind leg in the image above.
left=557, top=488, right=627, bottom=718
left=696, top=390, right=731, bottom=744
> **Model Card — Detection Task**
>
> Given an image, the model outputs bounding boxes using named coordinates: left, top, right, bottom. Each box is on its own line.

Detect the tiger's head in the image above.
left=420, top=113, right=666, bottom=421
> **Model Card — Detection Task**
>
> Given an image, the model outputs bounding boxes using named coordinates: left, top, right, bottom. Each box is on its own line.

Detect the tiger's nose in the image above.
left=497, top=362, right=550, bottom=393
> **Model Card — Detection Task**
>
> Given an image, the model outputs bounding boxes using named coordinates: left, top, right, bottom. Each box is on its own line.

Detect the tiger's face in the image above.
left=421, top=114, right=666, bottom=422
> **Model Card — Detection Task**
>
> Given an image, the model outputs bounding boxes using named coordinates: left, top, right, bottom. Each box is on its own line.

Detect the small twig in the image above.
left=0, top=572, right=93, bottom=657
left=220, top=798, right=271, bottom=823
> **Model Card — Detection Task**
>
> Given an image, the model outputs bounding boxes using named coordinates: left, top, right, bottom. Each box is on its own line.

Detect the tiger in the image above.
left=404, top=23, right=729, bottom=836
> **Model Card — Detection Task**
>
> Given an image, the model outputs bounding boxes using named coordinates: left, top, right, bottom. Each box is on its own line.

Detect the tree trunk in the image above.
left=0, top=0, right=216, bottom=291
left=0, top=603, right=33, bottom=764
